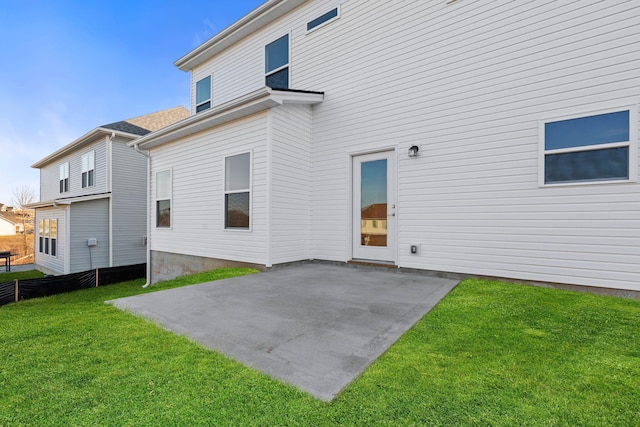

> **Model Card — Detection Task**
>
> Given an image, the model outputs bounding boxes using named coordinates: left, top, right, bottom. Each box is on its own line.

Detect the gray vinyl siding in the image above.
left=149, top=113, right=269, bottom=265
left=69, top=199, right=110, bottom=273
left=34, top=207, right=66, bottom=274
left=111, top=138, right=147, bottom=266
left=270, top=105, right=312, bottom=264
left=39, top=137, right=108, bottom=202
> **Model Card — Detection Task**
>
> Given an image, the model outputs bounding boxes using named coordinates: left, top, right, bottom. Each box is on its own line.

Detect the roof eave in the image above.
left=132, top=87, right=323, bottom=151
left=174, top=0, right=307, bottom=71
left=31, top=128, right=139, bottom=169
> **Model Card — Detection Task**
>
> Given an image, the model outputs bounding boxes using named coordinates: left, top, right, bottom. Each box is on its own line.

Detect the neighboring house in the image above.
left=28, top=107, right=188, bottom=275
left=132, top=0, right=640, bottom=292
left=0, top=215, right=19, bottom=236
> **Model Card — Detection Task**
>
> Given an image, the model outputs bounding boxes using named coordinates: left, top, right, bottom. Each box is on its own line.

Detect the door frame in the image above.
left=350, top=148, right=398, bottom=264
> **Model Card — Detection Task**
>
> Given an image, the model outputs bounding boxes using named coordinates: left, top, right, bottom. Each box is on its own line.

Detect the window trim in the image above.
left=306, top=6, right=340, bottom=33
left=264, top=33, right=290, bottom=89
left=195, top=75, right=212, bottom=113
left=538, top=104, right=638, bottom=187
left=155, top=169, right=172, bottom=229
left=223, top=151, right=252, bottom=231
left=59, top=162, right=69, bottom=193
left=81, top=151, right=95, bottom=188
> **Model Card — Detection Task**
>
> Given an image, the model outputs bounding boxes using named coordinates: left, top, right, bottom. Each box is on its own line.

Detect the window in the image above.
left=307, top=7, right=339, bottom=32
left=37, top=218, right=57, bottom=257
left=38, top=220, right=43, bottom=253
left=542, top=108, right=635, bottom=185
left=156, top=170, right=171, bottom=228
left=265, top=34, right=289, bottom=89
left=195, top=75, right=211, bottom=113
left=59, top=162, right=69, bottom=193
left=50, top=219, right=57, bottom=257
left=224, top=153, right=251, bottom=229
left=44, top=219, right=49, bottom=255
left=82, top=151, right=95, bottom=188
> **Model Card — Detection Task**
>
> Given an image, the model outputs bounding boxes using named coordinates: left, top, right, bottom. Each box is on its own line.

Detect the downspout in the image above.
left=107, top=132, right=115, bottom=267
left=133, top=141, right=152, bottom=288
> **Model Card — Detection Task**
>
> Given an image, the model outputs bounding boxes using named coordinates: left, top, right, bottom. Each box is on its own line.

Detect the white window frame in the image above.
left=59, top=162, right=69, bottom=193
left=538, top=104, right=638, bottom=187
left=224, top=151, right=252, bottom=231
left=264, top=33, right=291, bottom=89
left=306, top=6, right=340, bottom=33
left=155, top=169, right=172, bottom=229
left=195, top=74, right=212, bottom=113
left=81, top=151, right=95, bottom=188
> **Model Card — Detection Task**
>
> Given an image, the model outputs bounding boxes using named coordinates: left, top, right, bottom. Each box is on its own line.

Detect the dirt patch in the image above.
left=0, top=235, right=34, bottom=265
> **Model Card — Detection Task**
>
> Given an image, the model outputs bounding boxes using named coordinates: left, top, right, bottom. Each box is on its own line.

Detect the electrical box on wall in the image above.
left=143, top=236, right=147, bottom=246
left=87, top=238, right=98, bottom=247
left=410, top=244, right=420, bottom=255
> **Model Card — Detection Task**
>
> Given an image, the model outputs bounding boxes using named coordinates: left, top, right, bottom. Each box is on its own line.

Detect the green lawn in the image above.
left=0, top=269, right=45, bottom=282
left=0, top=269, right=638, bottom=426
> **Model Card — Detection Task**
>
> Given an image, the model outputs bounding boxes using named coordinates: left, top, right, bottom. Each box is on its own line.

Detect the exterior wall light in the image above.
left=408, top=145, right=419, bottom=158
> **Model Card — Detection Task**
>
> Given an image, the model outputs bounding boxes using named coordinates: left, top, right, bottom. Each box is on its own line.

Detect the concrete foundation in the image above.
left=150, top=250, right=266, bottom=284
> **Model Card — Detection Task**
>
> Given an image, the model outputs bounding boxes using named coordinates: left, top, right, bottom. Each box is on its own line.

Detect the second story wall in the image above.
left=189, top=0, right=343, bottom=113
left=39, top=136, right=108, bottom=202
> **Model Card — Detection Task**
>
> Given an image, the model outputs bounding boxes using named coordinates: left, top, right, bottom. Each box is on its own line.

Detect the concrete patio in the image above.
left=108, top=263, right=458, bottom=401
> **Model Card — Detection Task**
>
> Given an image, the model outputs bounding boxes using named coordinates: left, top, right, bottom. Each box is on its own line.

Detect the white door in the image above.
left=352, top=151, right=396, bottom=262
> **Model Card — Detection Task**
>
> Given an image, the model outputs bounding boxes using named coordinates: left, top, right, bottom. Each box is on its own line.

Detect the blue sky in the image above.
left=0, top=0, right=264, bottom=205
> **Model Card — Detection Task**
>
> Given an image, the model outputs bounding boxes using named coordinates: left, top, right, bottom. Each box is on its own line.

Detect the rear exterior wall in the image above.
left=181, top=0, right=640, bottom=290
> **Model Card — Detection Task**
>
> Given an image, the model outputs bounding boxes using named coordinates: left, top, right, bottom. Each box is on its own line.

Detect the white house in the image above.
left=29, top=107, right=188, bottom=275
left=132, top=0, right=640, bottom=292
left=0, top=215, right=19, bottom=236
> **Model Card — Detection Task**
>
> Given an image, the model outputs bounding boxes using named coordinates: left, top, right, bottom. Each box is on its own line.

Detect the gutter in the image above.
left=133, top=142, right=152, bottom=288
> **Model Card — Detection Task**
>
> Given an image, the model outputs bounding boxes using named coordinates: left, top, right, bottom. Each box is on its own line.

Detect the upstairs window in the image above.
left=541, top=108, right=634, bottom=185
left=59, top=162, right=69, bottom=193
left=307, top=7, right=339, bottom=32
left=195, top=75, right=211, bottom=113
left=156, top=170, right=172, bottom=228
left=81, top=151, right=95, bottom=188
left=265, top=34, right=289, bottom=89
left=224, top=152, right=251, bottom=229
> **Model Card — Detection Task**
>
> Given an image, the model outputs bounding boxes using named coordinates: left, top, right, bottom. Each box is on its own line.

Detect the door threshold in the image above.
left=349, top=259, right=397, bottom=268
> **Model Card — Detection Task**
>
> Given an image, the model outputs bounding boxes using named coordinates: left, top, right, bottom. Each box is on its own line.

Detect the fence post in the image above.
left=15, top=279, right=18, bottom=302
left=95, top=268, right=99, bottom=287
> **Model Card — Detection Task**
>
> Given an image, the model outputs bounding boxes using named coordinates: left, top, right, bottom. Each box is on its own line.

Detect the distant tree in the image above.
left=11, top=185, right=36, bottom=254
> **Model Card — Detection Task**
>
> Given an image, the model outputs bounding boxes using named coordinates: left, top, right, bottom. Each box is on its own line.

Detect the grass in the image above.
left=0, top=271, right=638, bottom=426
left=0, top=269, right=45, bottom=282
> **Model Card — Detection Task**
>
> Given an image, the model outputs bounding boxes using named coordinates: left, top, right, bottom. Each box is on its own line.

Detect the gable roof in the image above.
left=174, top=0, right=307, bottom=71
left=31, top=106, right=189, bottom=169
left=0, top=213, right=18, bottom=226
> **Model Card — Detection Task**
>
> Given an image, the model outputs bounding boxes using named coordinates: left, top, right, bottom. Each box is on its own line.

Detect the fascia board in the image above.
left=174, top=0, right=307, bottom=71
left=31, top=128, right=138, bottom=169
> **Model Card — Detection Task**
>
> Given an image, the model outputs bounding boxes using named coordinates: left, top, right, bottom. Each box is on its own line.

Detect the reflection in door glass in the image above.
left=361, top=159, right=387, bottom=247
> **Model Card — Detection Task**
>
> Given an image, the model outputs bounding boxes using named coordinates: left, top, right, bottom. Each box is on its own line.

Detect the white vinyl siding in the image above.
left=189, top=0, right=343, bottom=113
left=174, top=0, right=640, bottom=291
left=293, top=0, right=640, bottom=290
left=111, top=138, right=148, bottom=266
left=39, top=137, right=108, bottom=201
left=270, top=105, right=312, bottom=264
left=149, top=113, right=269, bottom=265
